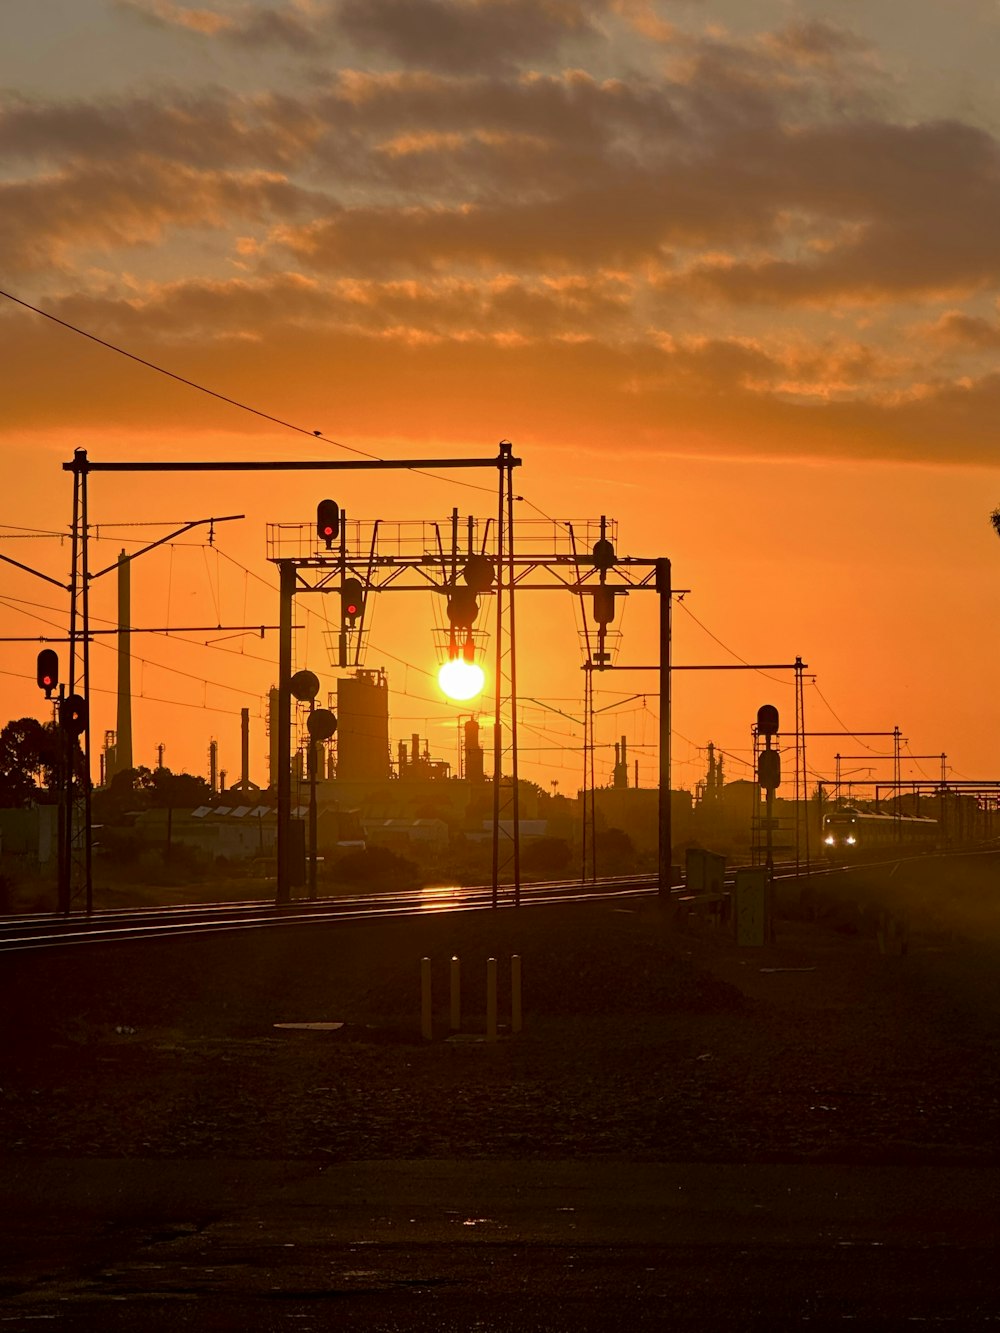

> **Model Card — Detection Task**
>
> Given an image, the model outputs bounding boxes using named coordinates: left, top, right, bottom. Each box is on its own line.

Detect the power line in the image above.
left=0, top=286, right=497, bottom=497
left=0, top=595, right=270, bottom=700
left=808, top=681, right=884, bottom=753
left=675, top=599, right=792, bottom=686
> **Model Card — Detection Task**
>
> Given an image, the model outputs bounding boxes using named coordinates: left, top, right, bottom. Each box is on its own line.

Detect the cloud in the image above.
left=120, top=0, right=609, bottom=68
left=336, top=0, right=605, bottom=73
left=117, top=0, right=235, bottom=36
left=0, top=91, right=324, bottom=171
left=25, top=269, right=635, bottom=347
left=0, top=161, right=321, bottom=273
left=3, top=285, right=998, bottom=469
left=117, top=0, right=323, bottom=49
left=3, top=8, right=1000, bottom=469
left=927, top=310, right=1000, bottom=349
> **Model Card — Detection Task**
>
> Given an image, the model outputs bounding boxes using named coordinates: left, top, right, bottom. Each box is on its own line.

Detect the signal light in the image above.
left=462, top=554, right=495, bottom=592
left=757, top=749, right=781, bottom=790
left=341, top=577, right=365, bottom=628
left=307, top=708, right=337, bottom=741
left=290, top=669, right=320, bottom=702
left=59, top=693, right=87, bottom=737
left=447, top=587, right=479, bottom=631
left=36, top=648, right=59, bottom=698
left=316, top=499, right=340, bottom=549
left=592, top=585, right=615, bottom=626
left=757, top=704, right=780, bottom=737
left=592, top=537, right=615, bottom=571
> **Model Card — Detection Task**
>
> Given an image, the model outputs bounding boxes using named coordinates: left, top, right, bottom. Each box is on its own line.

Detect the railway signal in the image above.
left=36, top=648, right=59, bottom=698
left=307, top=708, right=337, bottom=741
left=758, top=749, right=780, bottom=790
left=462, top=554, right=495, bottom=591
left=592, top=536, right=615, bottom=571
left=757, top=704, right=779, bottom=737
left=59, top=693, right=86, bottom=737
left=447, top=586, right=479, bottom=631
left=592, top=585, right=615, bottom=625
left=290, top=669, right=320, bottom=702
left=341, top=577, right=365, bottom=628
left=316, top=499, right=340, bottom=549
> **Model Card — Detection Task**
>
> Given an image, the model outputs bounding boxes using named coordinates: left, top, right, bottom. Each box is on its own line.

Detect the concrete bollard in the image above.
left=421, top=954, right=522, bottom=1040
left=420, top=956, right=433, bottom=1040
left=486, top=956, right=498, bottom=1042
left=511, top=954, right=522, bottom=1033
left=450, top=955, right=461, bottom=1031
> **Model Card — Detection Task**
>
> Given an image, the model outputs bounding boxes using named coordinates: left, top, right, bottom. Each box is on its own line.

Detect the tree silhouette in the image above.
left=0, top=717, right=59, bottom=808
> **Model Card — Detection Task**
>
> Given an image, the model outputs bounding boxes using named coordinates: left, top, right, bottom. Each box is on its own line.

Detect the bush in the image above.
left=521, top=836, right=573, bottom=878
left=329, top=845, right=421, bottom=890
left=595, top=827, right=637, bottom=874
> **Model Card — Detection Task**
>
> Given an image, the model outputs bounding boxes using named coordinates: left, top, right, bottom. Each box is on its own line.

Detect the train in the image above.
left=821, top=807, right=938, bottom=856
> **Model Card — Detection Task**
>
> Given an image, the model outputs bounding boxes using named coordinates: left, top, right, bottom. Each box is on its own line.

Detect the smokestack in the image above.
left=241, top=708, right=250, bottom=790
left=268, top=687, right=280, bottom=790
left=613, top=735, right=628, bottom=788
left=464, top=718, right=484, bottom=783
left=209, top=740, right=218, bottom=794
left=116, top=550, right=133, bottom=774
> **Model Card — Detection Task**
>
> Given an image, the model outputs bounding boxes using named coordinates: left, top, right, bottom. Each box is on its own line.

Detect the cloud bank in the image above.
left=3, top=2, right=999, bottom=465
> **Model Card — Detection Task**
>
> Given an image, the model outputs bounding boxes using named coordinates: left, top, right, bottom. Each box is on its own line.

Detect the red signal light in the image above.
left=341, top=577, right=365, bottom=627
left=316, top=499, right=340, bottom=549
left=36, top=648, right=59, bottom=698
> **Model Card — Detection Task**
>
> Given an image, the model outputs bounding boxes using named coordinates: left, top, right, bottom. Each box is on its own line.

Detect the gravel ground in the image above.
left=2, top=888, right=999, bottom=1164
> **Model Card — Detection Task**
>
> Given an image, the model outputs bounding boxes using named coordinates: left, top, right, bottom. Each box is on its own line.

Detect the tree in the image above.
left=0, top=717, right=59, bottom=807
left=147, top=768, right=211, bottom=808
left=596, top=826, right=637, bottom=872
left=92, top=766, right=211, bottom=828
left=521, top=836, right=572, bottom=877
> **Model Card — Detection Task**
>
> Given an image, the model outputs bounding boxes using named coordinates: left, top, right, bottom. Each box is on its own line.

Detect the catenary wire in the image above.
left=0, top=286, right=497, bottom=497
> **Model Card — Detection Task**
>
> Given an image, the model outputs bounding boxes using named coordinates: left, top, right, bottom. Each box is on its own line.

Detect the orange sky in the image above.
left=2, top=1, right=1000, bottom=796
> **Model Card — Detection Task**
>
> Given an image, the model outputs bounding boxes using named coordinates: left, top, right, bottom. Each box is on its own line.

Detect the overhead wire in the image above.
left=808, top=680, right=885, bottom=753
left=0, top=594, right=267, bottom=702
left=0, top=286, right=496, bottom=497
left=675, top=599, right=792, bottom=686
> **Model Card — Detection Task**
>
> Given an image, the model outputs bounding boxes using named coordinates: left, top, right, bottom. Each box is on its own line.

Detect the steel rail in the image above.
left=0, top=879, right=658, bottom=953
left=0, top=862, right=853, bottom=954
left=5, top=845, right=986, bottom=955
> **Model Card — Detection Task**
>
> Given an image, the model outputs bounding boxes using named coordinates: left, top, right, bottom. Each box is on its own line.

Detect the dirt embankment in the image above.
left=2, top=879, right=998, bottom=1164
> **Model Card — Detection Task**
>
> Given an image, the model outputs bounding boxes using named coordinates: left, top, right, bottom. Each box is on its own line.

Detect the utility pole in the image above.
left=656, top=558, right=672, bottom=899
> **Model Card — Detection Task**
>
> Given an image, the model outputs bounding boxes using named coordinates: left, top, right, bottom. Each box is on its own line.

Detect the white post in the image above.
left=450, top=955, right=461, bottom=1031
left=486, top=956, right=498, bottom=1042
left=420, top=956, right=432, bottom=1040
left=511, top=954, right=522, bottom=1033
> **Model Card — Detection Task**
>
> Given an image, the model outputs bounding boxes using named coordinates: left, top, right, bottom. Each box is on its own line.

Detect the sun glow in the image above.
left=437, top=657, right=486, bottom=702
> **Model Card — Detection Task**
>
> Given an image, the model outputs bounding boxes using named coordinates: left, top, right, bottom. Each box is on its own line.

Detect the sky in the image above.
left=1, top=0, right=1000, bottom=799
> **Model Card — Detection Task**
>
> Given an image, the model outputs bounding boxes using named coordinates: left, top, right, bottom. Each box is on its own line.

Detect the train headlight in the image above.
left=824, top=835, right=835, bottom=845
left=846, top=835, right=857, bottom=845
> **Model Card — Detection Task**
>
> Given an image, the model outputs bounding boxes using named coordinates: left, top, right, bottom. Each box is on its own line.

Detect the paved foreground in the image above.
left=2, top=1158, right=998, bottom=1329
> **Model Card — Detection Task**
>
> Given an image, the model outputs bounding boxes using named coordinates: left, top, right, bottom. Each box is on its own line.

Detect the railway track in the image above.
left=0, top=860, right=846, bottom=954
left=0, top=876, right=664, bottom=953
